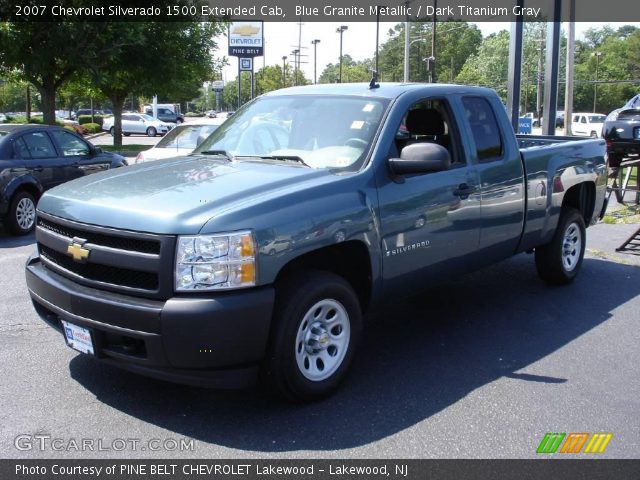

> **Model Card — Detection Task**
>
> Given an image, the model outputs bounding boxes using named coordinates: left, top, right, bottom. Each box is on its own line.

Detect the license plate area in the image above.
left=61, top=320, right=95, bottom=355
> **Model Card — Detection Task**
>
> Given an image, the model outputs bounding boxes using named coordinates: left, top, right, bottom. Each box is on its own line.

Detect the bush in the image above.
left=6, top=115, right=28, bottom=124
left=78, top=114, right=104, bottom=126
left=82, top=123, right=101, bottom=134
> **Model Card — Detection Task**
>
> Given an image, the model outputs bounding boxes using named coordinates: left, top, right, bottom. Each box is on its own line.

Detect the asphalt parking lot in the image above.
left=1, top=219, right=639, bottom=459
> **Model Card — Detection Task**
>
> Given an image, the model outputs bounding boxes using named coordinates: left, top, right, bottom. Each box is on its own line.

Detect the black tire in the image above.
left=6, top=191, right=36, bottom=235
left=263, top=270, right=362, bottom=402
left=109, top=127, right=115, bottom=136
left=607, top=153, right=623, bottom=169
left=590, top=131, right=597, bottom=138
left=146, top=127, right=157, bottom=137
left=535, top=207, right=586, bottom=285
left=176, top=118, right=184, bottom=124
left=123, top=132, right=130, bottom=137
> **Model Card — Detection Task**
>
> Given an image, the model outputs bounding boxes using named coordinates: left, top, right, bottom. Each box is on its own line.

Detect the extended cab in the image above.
left=25, top=84, right=607, bottom=401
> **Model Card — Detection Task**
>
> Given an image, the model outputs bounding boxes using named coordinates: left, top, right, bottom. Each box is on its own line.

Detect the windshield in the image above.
left=194, top=95, right=389, bottom=170
left=589, top=115, right=606, bottom=123
left=155, top=124, right=220, bottom=149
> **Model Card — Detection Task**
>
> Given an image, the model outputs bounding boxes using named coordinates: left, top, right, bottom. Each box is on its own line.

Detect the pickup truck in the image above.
left=25, top=84, right=607, bottom=401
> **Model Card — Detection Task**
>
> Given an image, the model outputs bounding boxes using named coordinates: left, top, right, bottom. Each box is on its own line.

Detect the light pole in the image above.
left=291, top=49, right=300, bottom=86
left=336, top=25, right=348, bottom=83
left=311, top=39, right=321, bottom=84
left=282, top=56, right=287, bottom=87
left=593, top=51, right=603, bottom=113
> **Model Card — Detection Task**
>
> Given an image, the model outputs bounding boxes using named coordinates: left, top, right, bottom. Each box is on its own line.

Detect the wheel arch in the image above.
left=562, top=181, right=596, bottom=226
left=274, top=241, right=373, bottom=314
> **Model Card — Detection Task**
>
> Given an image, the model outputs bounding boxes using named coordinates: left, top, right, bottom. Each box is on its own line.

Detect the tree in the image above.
left=0, top=21, right=93, bottom=124
left=318, top=55, right=373, bottom=84
left=456, top=30, right=510, bottom=99
left=83, top=20, right=224, bottom=145
left=376, top=21, right=482, bottom=83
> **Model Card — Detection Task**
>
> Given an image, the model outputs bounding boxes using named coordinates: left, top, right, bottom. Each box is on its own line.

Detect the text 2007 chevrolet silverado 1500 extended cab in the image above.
left=26, top=84, right=607, bottom=401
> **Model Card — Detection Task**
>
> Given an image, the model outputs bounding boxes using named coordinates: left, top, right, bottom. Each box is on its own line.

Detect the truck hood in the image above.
left=37, top=155, right=331, bottom=234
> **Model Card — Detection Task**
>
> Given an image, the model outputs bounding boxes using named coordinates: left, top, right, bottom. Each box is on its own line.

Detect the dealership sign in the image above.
left=228, top=21, right=264, bottom=57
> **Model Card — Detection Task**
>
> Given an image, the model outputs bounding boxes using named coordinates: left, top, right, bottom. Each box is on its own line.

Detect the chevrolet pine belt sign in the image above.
left=228, top=21, right=263, bottom=57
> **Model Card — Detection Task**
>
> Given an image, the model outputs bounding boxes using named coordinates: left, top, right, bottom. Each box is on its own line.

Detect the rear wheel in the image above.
left=535, top=207, right=586, bottom=285
left=590, top=131, right=598, bottom=138
left=109, top=127, right=115, bottom=136
left=264, top=271, right=362, bottom=401
left=6, top=191, right=36, bottom=235
left=146, top=127, right=157, bottom=137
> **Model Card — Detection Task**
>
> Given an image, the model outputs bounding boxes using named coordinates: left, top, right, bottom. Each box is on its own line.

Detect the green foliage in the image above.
left=376, top=22, right=482, bottom=83
left=572, top=26, right=640, bottom=113
left=82, top=123, right=101, bottom=134
left=318, top=55, right=373, bottom=84
left=78, top=115, right=104, bottom=126
left=456, top=30, right=510, bottom=99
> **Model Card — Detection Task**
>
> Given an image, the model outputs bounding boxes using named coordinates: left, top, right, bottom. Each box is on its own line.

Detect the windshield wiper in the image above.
left=197, top=149, right=233, bottom=161
left=255, top=155, right=310, bottom=167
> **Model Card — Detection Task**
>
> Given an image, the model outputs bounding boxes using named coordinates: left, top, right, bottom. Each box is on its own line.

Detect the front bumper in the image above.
left=25, top=254, right=275, bottom=388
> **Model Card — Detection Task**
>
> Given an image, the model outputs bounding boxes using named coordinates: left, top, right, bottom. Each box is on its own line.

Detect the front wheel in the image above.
left=535, top=207, right=586, bottom=285
left=146, top=127, right=157, bottom=137
left=264, top=271, right=362, bottom=401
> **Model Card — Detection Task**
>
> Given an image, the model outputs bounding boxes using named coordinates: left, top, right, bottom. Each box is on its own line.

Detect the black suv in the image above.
left=144, top=107, right=184, bottom=124
left=603, top=94, right=640, bottom=167
left=0, top=125, right=126, bottom=235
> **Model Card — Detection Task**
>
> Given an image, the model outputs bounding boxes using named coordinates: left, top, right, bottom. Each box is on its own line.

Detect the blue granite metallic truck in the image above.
left=26, top=84, right=607, bottom=401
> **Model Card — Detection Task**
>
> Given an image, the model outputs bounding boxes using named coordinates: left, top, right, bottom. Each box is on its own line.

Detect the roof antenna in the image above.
left=369, top=69, right=380, bottom=89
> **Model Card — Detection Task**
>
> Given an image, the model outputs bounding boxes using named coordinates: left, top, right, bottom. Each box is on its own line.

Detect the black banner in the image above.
left=2, top=459, right=640, bottom=480
left=0, top=0, right=639, bottom=22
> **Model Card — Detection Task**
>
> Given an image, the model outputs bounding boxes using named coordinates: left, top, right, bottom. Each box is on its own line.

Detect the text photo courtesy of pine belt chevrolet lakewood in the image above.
left=25, top=83, right=606, bottom=401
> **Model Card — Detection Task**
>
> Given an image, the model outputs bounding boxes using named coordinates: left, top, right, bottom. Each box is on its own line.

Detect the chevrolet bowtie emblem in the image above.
left=67, top=240, right=90, bottom=262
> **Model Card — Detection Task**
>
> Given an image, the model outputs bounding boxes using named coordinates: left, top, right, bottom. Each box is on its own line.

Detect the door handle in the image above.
left=453, top=183, right=476, bottom=198
left=32, top=166, right=43, bottom=172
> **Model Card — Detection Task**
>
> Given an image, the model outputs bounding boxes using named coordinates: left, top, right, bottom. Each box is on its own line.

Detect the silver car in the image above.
left=102, top=113, right=172, bottom=137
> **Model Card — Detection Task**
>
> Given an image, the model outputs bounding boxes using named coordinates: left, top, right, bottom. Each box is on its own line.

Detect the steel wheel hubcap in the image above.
left=16, top=198, right=35, bottom=230
left=562, top=222, right=581, bottom=271
left=295, top=299, right=350, bottom=382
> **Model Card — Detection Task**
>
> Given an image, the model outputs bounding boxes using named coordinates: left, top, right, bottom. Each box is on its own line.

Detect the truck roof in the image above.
left=263, top=82, right=497, bottom=100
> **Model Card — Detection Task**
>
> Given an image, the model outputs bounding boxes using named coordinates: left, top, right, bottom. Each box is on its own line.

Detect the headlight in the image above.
left=175, top=231, right=256, bottom=291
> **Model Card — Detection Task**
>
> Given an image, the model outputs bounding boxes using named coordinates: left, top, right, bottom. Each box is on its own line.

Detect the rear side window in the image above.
left=461, top=97, right=503, bottom=162
left=21, top=132, right=56, bottom=159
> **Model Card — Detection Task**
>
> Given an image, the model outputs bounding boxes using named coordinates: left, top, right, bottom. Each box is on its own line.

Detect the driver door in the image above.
left=376, top=98, right=481, bottom=296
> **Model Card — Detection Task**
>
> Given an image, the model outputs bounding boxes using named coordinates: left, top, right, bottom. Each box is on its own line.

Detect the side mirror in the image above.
left=388, top=143, right=451, bottom=176
left=93, top=146, right=102, bottom=154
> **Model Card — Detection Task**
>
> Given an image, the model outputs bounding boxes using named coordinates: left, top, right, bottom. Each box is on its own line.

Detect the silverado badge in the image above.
left=66, top=239, right=90, bottom=263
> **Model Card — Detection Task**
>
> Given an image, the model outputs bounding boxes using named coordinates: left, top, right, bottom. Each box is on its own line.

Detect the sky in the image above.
left=215, top=22, right=638, bottom=84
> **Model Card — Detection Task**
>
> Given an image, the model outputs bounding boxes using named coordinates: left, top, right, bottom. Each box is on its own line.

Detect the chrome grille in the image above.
left=35, top=213, right=174, bottom=299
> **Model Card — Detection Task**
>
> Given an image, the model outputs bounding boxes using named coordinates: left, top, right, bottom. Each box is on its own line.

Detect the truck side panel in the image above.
left=518, top=138, right=607, bottom=252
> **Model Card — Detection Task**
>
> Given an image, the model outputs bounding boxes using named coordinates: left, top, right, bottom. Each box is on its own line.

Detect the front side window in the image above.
left=21, top=132, right=56, bottom=159
left=462, top=96, right=503, bottom=162
left=51, top=130, right=90, bottom=156
left=13, top=137, right=31, bottom=159
left=194, top=95, right=389, bottom=171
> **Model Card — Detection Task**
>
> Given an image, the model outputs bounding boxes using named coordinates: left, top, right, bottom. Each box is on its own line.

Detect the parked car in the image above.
left=571, top=113, right=606, bottom=138
left=143, top=107, right=185, bottom=124
left=603, top=94, right=640, bottom=167
left=102, top=113, right=172, bottom=137
left=134, top=118, right=226, bottom=163
left=26, top=84, right=606, bottom=401
left=0, top=113, right=7, bottom=123
left=0, top=124, right=126, bottom=235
